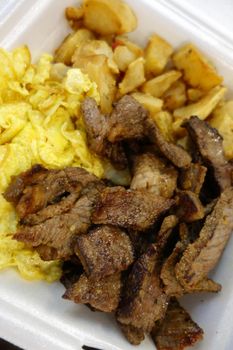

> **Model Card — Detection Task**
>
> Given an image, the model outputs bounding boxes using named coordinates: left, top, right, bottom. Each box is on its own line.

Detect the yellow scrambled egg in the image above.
left=0, top=46, right=103, bottom=282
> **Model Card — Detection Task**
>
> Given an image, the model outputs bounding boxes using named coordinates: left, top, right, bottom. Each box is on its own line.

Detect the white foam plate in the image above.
left=0, top=1, right=233, bottom=349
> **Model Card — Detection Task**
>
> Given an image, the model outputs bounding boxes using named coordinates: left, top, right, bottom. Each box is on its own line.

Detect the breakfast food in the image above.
left=1, top=0, right=233, bottom=349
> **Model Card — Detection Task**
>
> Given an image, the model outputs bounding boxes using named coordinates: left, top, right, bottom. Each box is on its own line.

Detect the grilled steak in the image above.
left=118, top=322, right=145, bottom=345
left=60, top=260, right=83, bottom=289
left=107, top=95, right=148, bottom=143
left=75, top=225, right=134, bottom=278
left=5, top=166, right=99, bottom=219
left=175, top=190, right=205, bottom=222
left=183, top=116, right=232, bottom=191
left=14, top=184, right=104, bottom=260
left=151, top=298, right=204, bottom=350
left=131, top=153, right=177, bottom=198
left=92, top=187, right=175, bottom=231
left=63, top=272, right=121, bottom=312
left=175, top=187, right=233, bottom=288
left=145, top=118, right=192, bottom=168
left=81, top=97, right=127, bottom=169
left=179, top=163, right=207, bottom=195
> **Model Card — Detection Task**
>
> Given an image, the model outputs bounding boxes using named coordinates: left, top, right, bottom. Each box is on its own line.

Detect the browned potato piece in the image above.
left=209, top=101, right=233, bottom=159
left=131, top=92, right=163, bottom=114
left=54, top=29, right=95, bottom=65
left=66, top=6, right=84, bottom=21
left=83, top=0, right=137, bottom=35
left=173, top=44, right=223, bottom=91
left=115, top=36, right=143, bottom=57
left=74, top=54, right=116, bottom=113
left=163, top=81, right=187, bottom=111
left=151, top=111, right=174, bottom=142
left=173, top=86, right=226, bottom=135
left=119, top=57, right=146, bottom=95
left=71, top=39, right=119, bottom=74
left=113, top=46, right=138, bottom=72
left=141, top=70, right=181, bottom=98
left=187, top=88, right=205, bottom=102
left=145, top=34, right=173, bottom=76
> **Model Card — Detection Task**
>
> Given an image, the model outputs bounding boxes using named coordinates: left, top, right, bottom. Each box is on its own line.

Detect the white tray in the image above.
left=0, top=1, right=233, bottom=349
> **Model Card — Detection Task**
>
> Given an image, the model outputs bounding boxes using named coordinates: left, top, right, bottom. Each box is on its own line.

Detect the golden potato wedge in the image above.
left=83, top=0, right=137, bottom=35
left=71, top=39, right=119, bottom=74
left=131, top=92, right=163, bottom=115
left=113, top=45, right=138, bottom=72
left=173, top=86, right=226, bottom=135
left=119, top=57, right=146, bottom=95
left=151, top=111, right=174, bottom=142
left=115, top=36, right=143, bottom=57
left=187, top=88, right=205, bottom=102
left=209, top=101, right=233, bottom=159
left=141, top=70, right=181, bottom=98
left=173, top=44, right=223, bottom=91
left=163, top=81, right=186, bottom=111
left=54, top=29, right=95, bottom=65
left=145, top=34, right=173, bottom=76
left=65, top=6, right=84, bottom=21
left=73, top=54, right=116, bottom=113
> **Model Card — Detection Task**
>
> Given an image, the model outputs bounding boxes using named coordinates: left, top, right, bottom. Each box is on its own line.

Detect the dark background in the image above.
left=0, top=339, right=22, bottom=350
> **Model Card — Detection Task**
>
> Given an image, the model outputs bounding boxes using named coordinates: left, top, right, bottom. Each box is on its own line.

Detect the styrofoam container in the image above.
left=0, top=1, right=233, bottom=349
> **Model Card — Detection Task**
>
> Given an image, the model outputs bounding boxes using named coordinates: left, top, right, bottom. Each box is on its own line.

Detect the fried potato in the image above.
left=187, top=88, right=205, bottom=102
left=145, top=34, right=173, bottom=76
left=74, top=54, right=116, bottom=113
left=131, top=92, right=163, bottom=114
left=65, top=6, right=84, bottom=21
left=141, top=70, right=181, bottom=98
left=119, top=57, right=145, bottom=95
left=83, top=0, right=137, bottom=35
left=209, top=101, right=233, bottom=159
left=113, top=45, right=138, bottom=72
left=54, top=29, right=95, bottom=65
left=173, top=86, right=226, bottom=135
left=72, top=39, right=119, bottom=74
left=163, top=81, right=186, bottom=111
left=173, top=44, right=223, bottom=91
left=151, top=111, right=174, bottom=142
left=115, top=36, right=143, bottom=57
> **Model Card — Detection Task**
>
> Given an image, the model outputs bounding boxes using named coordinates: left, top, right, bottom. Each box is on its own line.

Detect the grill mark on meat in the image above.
left=81, top=97, right=127, bottom=169
left=175, top=190, right=205, bottom=223
left=92, top=187, right=175, bottom=231
left=14, top=184, right=103, bottom=260
left=75, top=225, right=134, bottom=278
left=63, top=272, right=121, bottom=313
left=178, top=163, right=207, bottom=195
left=107, top=95, right=148, bottom=143
left=117, top=322, right=145, bottom=345
left=175, top=187, right=233, bottom=288
left=130, top=152, right=178, bottom=198
left=151, top=298, right=204, bottom=350
left=145, top=118, right=192, bottom=168
left=183, top=116, right=232, bottom=191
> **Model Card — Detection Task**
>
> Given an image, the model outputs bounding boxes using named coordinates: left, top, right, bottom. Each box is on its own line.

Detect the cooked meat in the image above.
left=161, top=241, right=221, bottom=297
left=175, top=187, right=233, bottom=288
left=175, top=190, right=205, bottom=222
left=81, top=97, right=127, bottom=169
left=92, top=187, right=175, bottom=231
left=117, top=218, right=176, bottom=334
left=179, top=163, right=207, bottom=195
left=14, top=184, right=103, bottom=260
left=183, top=116, right=232, bottom=191
left=145, top=119, right=192, bottom=168
left=63, top=272, right=121, bottom=312
left=22, top=192, right=80, bottom=225
left=107, top=95, right=148, bottom=143
left=151, top=298, right=204, bottom=350
left=118, top=322, right=145, bottom=345
left=5, top=166, right=99, bottom=219
left=130, top=153, right=178, bottom=198
left=75, top=225, right=134, bottom=278
left=60, top=260, right=83, bottom=289
left=127, top=230, right=150, bottom=258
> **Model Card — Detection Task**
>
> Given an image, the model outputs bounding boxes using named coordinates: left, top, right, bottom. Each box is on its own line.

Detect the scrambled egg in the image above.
left=0, top=46, right=103, bottom=282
